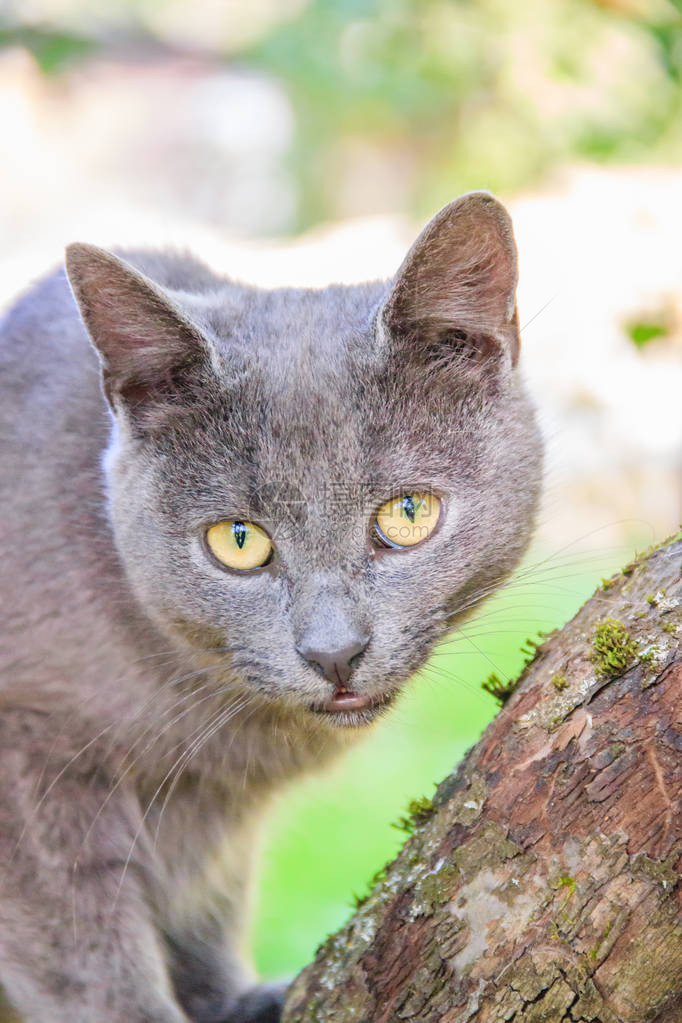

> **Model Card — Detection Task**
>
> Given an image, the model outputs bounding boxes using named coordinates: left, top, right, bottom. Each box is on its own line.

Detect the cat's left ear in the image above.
left=382, top=191, right=521, bottom=369
left=66, top=243, right=213, bottom=430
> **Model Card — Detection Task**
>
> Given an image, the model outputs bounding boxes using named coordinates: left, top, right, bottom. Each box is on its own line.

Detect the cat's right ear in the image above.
left=65, top=244, right=212, bottom=431
left=381, top=191, right=521, bottom=372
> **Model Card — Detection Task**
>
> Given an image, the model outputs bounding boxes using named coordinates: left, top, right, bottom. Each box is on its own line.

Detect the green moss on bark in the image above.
left=590, top=618, right=638, bottom=679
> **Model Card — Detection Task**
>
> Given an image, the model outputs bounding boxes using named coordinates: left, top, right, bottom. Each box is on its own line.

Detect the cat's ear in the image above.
left=66, top=243, right=211, bottom=429
left=382, top=192, right=520, bottom=370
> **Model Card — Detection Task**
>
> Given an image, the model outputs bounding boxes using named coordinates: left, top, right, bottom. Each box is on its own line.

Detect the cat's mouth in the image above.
left=308, top=687, right=394, bottom=725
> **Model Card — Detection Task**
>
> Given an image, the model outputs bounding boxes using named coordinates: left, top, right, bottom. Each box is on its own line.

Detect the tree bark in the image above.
left=282, top=534, right=682, bottom=1023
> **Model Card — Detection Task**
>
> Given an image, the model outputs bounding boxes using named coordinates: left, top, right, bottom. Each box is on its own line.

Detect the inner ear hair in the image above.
left=65, top=242, right=211, bottom=431
left=383, top=191, right=521, bottom=369
left=425, top=326, right=500, bottom=366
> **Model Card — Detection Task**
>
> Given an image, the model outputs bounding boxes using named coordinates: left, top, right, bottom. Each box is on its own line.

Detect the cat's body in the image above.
left=0, top=194, right=542, bottom=1022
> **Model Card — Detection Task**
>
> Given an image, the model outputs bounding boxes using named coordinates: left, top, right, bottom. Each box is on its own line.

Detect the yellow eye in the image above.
left=374, top=493, right=441, bottom=549
left=206, top=520, right=273, bottom=571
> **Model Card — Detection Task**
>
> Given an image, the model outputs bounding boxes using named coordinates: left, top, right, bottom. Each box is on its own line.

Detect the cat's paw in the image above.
left=221, top=981, right=288, bottom=1023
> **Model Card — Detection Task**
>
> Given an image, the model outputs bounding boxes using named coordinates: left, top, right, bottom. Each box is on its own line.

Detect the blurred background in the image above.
left=1, top=0, right=681, bottom=981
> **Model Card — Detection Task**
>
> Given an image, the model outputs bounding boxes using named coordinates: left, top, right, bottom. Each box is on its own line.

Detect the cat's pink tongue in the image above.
left=324, top=689, right=372, bottom=712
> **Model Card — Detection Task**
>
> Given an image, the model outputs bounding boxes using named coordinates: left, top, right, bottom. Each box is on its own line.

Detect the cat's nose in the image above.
left=297, top=634, right=370, bottom=686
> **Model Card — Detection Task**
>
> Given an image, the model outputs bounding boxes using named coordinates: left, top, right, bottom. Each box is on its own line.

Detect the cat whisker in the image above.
left=12, top=665, right=241, bottom=898
left=420, top=658, right=495, bottom=693
left=151, top=692, right=268, bottom=848
left=71, top=677, right=244, bottom=883
left=97, top=657, right=240, bottom=768
left=27, top=652, right=227, bottom=817
left=2, top=719, right=119, bottom=894
left=109, top=694, right=258, bottom=918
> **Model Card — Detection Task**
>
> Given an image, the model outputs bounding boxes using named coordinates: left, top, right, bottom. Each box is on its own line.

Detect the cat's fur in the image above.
left=0, top=193, right=542, bottom=1022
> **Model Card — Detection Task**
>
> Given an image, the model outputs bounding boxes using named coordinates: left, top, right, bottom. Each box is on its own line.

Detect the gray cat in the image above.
left=0, top=192, right=542, bottom=1022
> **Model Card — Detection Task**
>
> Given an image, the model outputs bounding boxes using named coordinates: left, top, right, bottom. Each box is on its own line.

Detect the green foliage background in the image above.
left=1, top=0, right=682, bottom=230
left=247, top=0, right=682, bottom=226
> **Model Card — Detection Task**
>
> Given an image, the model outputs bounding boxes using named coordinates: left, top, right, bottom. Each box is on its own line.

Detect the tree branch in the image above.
left=283, top=533, right=682, bottom=1023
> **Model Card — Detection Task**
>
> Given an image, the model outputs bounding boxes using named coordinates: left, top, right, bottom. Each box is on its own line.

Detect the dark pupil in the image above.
left=232, top=521, right=247, bottom=549
left=401, top=495, right=416, bottom=523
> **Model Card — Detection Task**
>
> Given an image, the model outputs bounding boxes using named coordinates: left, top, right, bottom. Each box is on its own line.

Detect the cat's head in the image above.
left=66, top=192, right=542, bottom=730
